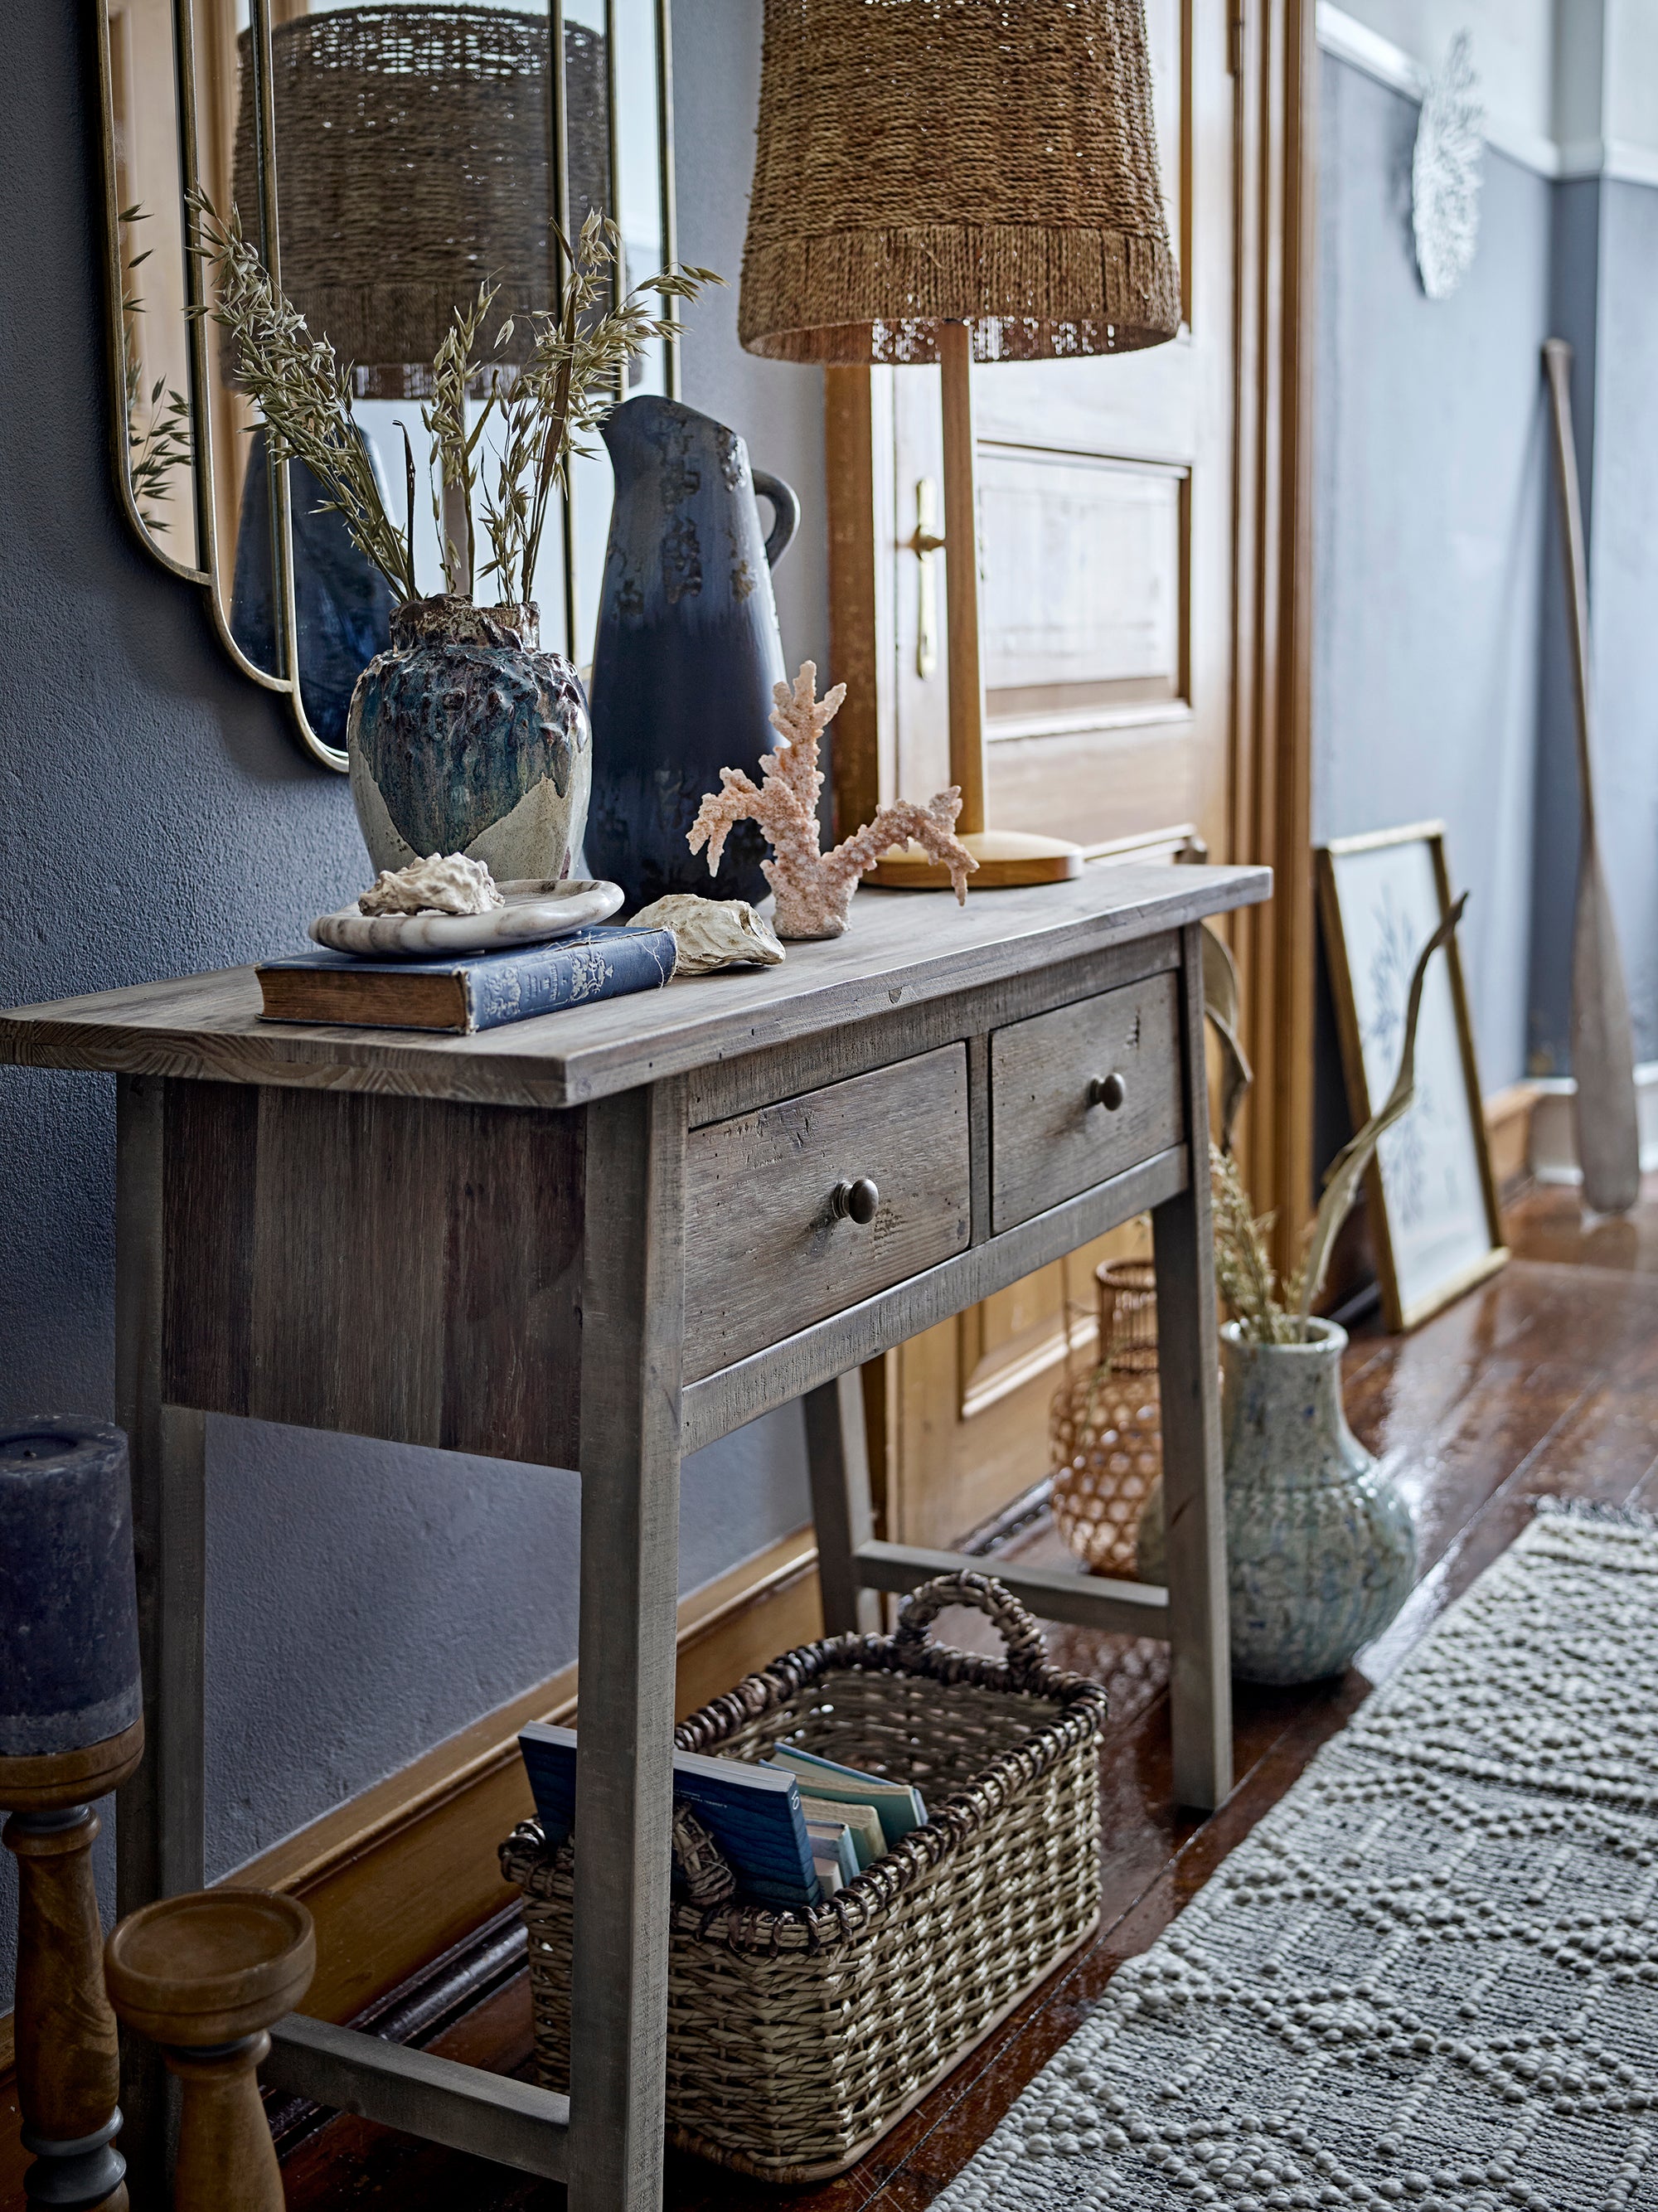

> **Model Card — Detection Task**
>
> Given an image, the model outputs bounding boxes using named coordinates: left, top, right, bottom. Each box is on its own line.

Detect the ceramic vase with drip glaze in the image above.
left=347, top=597, right=591, bottom=880
left=585, top=394, right=799, bottom=911
left=1137, top=1317, right=1416, bottom=1685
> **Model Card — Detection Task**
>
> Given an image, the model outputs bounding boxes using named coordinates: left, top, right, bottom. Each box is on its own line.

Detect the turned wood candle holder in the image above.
left=104, top=1889, right=316, bottom=2212
left=1, top=1720, right=146, bottom=2212
left=2, top=1416, right=146, bottom=2211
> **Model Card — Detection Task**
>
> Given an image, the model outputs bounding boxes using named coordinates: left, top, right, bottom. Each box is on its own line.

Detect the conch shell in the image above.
left=629, top=895, right=785, bottom=974
left=358, top=852, right=505, bottom=918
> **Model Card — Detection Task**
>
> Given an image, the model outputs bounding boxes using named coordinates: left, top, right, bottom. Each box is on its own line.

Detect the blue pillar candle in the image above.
left=0, top=1419, right=141, bottom=1759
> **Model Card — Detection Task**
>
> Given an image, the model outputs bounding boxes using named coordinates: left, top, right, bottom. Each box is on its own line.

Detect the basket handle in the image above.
left=671, top=1803, right=738, bottom=1908
left=891, top=1571, right=1048, bottom=1688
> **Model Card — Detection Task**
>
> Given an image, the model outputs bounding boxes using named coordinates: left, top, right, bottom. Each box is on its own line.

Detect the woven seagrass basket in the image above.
left=500, top=1572, right=1106, bottom=2182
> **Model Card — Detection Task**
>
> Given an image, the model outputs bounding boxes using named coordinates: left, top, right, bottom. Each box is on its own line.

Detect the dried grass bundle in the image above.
left=1214, top=895, right=1468, bottom=1342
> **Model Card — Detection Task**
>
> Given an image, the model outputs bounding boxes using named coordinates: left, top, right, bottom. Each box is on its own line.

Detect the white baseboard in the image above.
left=1529, top=1064, right=1658, bottom=1185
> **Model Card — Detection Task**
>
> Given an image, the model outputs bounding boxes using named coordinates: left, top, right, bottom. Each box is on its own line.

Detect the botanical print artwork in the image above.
left=1329, top=837, right=1491, bottom=1317
left=1362, top=881, right=1434, bottom=1230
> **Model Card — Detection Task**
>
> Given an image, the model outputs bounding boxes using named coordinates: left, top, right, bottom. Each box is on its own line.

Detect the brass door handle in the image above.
left=909, top=478, right=944, bottom=678
left=1087, top=1072, right=1127, bottom=1112
left=831, top=1176, right=880, bottom=1225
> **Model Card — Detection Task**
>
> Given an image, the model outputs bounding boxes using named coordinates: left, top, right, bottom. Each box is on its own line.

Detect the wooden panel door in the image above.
left=833, top=0, right=1243, bottom=1552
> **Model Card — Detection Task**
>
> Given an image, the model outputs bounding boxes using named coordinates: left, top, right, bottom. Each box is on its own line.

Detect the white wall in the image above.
left=1319, top=0, right=1658, bottom=173
left=1603, top=2, right=1658, bottom=153
left=1331, top=0, right=1555, bottom=143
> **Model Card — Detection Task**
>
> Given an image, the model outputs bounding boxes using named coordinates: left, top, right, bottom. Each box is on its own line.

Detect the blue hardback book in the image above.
left=256, top=925, right=676, bottom=1034
left=518, top=1722, right=822, bottom=1909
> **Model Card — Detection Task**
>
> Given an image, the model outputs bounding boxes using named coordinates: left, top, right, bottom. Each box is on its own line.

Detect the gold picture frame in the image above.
left=1316, top=822, right=1507, bottom=1331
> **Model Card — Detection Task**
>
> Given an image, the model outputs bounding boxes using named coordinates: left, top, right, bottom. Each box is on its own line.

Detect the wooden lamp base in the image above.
left=893, top=322, right=1086, bottom=894
left=866, top=827, right=1085, bottom=890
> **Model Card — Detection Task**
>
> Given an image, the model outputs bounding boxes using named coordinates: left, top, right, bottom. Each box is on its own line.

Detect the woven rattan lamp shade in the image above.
left=739, top=0, right=1180, bottom=366
left=232, top=4, right=608, bottom=396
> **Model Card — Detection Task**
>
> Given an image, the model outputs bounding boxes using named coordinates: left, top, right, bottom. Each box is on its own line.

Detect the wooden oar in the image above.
left=1543, top=338, right=1641, bottom=1214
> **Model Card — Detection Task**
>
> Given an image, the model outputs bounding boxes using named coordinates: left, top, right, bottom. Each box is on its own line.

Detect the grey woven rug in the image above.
left=937, top=1505, right=1658, bottom=2211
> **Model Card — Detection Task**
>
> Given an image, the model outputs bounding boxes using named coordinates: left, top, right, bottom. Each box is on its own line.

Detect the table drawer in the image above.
left=990, top=973, right=1183, bottom=1231
left=684, top=1045, right=971, bottom=1378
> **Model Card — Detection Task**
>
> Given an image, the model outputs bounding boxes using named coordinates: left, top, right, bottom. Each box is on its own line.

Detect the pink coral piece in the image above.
left=687, top=662, right=977, bottom=939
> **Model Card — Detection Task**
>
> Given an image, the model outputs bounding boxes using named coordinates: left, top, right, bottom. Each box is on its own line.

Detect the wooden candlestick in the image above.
left=867, top=321, right=1085, bottom=893
left=104, top=1889, right=315, bottom=2212
left=0, top=1718, right=146, bottom=2212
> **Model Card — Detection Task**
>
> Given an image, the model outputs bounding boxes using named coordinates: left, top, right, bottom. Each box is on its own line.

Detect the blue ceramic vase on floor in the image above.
left=1138, top=1318, right=1416, bottom=1684
left=347, top=597, right=592, bottom=881
left=586, top=395, right=799, bottom=910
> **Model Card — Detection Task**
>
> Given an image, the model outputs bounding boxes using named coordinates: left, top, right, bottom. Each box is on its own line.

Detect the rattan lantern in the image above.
left=1050, top=1259, right=1163, bottom=1577
left=739, top=0, right=1180, bottom=888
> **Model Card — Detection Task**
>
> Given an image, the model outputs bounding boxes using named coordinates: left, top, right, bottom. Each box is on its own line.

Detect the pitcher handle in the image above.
left=752, top=469, right=800, bottom=568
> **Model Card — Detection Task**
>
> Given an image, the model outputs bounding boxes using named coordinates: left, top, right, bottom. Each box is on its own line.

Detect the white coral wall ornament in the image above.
left=1413, top=32, right=1484, bottom=301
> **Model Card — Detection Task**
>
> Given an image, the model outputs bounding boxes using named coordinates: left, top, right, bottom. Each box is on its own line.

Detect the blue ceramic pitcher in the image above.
left=586, top=396, right=799, bottom=910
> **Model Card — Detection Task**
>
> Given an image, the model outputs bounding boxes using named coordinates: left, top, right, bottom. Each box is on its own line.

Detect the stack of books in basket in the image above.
left=519, top=1722, right=928, bottom=1906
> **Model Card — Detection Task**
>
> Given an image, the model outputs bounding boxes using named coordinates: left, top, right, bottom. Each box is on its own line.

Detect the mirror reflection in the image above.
left=101, top=0, right=675, bottom=767
left=106, top=0, right=202, bottom=571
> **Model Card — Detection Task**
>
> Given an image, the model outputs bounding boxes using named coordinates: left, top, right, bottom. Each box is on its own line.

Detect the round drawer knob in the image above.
left=832, top=1176, right=880, bottom=1225
left=1088, top=1071, right=1127, bottom=1113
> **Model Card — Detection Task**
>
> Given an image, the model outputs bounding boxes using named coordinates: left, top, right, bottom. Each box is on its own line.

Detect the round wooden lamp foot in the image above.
left=104, top=1890, right=315, bottom=2212
left=865, top=828, right=1086, bottom=890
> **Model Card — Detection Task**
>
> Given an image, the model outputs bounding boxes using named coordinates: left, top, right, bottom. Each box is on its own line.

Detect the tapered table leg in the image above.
left=803, top=1371, right=883, bottom=1637
left=568, top=1079, right=687, bottom=2212
left=1153, top=923, right=1234, bottom=1812
left=114, top=1077, right=210, bottom=2207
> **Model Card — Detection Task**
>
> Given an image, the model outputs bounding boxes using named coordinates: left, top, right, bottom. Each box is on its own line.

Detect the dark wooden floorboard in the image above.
left=281, top=1177, right=1658, bottom=2210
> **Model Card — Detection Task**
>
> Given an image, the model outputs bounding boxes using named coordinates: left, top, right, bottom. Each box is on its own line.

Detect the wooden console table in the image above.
left=0, top=860, right=1268, bottom=2211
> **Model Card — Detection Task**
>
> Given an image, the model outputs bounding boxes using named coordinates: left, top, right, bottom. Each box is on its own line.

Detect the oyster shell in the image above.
left=358, top=851, right=505, bottom=918
left=629, top=895, right=785, bottom=974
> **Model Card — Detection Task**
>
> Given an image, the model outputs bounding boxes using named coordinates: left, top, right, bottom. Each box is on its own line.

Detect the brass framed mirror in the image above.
left=96, top=0, right=678, bottom=771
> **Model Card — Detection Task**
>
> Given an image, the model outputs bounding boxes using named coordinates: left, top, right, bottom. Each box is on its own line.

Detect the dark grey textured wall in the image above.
left=0, top=0, right=826, bottom=2004
left=1314, top=52, right=1552, bottom=1093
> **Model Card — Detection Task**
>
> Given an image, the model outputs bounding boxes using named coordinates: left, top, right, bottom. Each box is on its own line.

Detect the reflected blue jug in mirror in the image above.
left=586, top=396, right=799, bottom=910
left=230, top=427, right=394, bottom=751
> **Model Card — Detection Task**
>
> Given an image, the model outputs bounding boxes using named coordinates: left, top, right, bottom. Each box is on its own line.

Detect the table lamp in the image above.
left=738, top=0, right=1180, bottom=887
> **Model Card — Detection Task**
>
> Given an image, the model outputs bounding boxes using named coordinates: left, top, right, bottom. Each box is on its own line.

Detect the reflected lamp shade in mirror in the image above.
left=229, top=7, right=611, bottom=395
left=224, top=6, right=612, bottom=734
left=737, top=0, right=1181, bottom=366
left=0, top=1420, right=142, bottom=1760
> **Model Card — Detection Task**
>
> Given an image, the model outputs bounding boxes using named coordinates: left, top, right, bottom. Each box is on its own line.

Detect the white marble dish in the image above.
left=310, top=878, right=624, bottom=959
